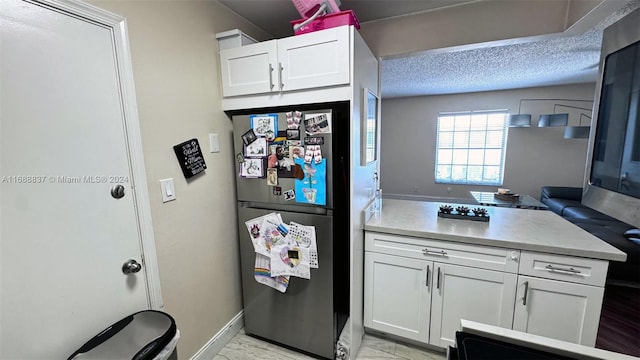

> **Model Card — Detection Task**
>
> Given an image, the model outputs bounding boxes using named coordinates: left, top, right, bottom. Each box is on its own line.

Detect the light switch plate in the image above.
left=209, top=133, right=220, bottom=153
left=160, top=178, right=176, bottom=203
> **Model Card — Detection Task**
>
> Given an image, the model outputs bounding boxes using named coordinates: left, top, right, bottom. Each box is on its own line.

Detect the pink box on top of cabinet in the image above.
left=291, top=10, right=360, bottom=35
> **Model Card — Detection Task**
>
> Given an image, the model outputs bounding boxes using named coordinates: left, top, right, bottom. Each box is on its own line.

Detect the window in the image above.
left=435, top=110, right=508, bottom=185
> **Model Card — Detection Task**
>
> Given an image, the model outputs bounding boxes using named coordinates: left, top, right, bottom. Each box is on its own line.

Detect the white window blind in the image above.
left=435, top=110, right=508, bottom=185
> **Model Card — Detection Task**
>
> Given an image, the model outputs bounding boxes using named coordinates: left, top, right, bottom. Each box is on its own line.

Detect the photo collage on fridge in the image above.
left=238, top=110, right=332, bottom=292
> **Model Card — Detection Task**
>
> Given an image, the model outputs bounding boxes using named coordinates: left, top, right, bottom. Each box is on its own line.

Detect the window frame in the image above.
left=434, top=109, right=508, bottom=186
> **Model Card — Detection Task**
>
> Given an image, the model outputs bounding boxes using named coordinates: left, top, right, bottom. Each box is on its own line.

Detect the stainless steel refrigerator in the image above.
left=231, top=102, right=350, bottom=359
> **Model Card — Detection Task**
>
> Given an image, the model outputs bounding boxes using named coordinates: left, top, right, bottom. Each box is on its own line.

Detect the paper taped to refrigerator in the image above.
left=245, top=214, right=318, bottom=282
left=244, top=212, right=284, bottom=256
left=254, top=253, right=289, bottom=293
left=294, top=158, right=326, bottom=205
left=287, top=222, right=318, bottom=268
left=270, top=244, right=311, bottom=279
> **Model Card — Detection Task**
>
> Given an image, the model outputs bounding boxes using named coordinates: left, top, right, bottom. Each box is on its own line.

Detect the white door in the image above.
left=219, top=40, right=278, bottom=97
left=364, top=252, right=431, bottom=343
left=429, top=263, right=517, bottom=348
left=513, top=276, right=604, bottom=346
left=278, top=26, right=350, bottom=92
left=1, top=0, right=151, bottom=358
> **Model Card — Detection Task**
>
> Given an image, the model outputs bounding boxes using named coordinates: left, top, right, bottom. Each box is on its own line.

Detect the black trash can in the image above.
left=68, top=310, right=179, bottom=360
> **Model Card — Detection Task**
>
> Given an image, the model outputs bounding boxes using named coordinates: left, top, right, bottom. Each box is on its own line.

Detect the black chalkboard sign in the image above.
left=173, top=138, right=206, bottom=179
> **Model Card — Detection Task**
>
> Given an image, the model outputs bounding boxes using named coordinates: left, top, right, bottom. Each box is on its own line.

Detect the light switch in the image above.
left=160, top=178, right=176, bottom=203
left=209, top=133, right=220, bottom=153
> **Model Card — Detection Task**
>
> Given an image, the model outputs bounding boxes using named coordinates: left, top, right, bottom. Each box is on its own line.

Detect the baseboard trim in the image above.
left=190, top=310, right=244, bottom=360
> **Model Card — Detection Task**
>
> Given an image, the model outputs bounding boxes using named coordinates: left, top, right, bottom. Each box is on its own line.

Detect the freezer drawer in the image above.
left=237, top=205, right=336, bottom=359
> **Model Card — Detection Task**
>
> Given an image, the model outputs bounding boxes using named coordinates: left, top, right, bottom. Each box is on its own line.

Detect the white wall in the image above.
left=380, top=83, right=596, bottom=201
left=87, top=1, right=270, bottom=358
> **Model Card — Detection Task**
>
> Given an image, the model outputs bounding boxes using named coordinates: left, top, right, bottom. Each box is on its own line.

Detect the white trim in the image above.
left=190, top=311, right=245, bottom=360
left=33, top=0, right=164, bottom=309
left=384, top=193, right=477, bottom=204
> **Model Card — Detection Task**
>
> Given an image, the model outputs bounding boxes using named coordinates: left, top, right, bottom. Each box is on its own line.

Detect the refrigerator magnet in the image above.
left=290, top=145, right=304, bottom=161
left=286, top=111, right=302, bottom=129
left=313, top=146, right=322, bottom=164
left=304, top=136, right=324, bottom=145
left=236, top=153, right=245, bottom=163
left=250, top=114, right=277, bottom=140
left=273, top=186, right=282, bottom=196
left=303, top=113, right=331, bottom=135
left=266, top=168, right=278, bottom=186
left=304, top=146, right=314, bottom=164
left=294, top=111, right=302, bottom=129
left=286, top=111, right=294, bottom=129
left=244, top=137, right=267, bottom=157
left=284, top=189, right=295, bottom=201
left=286, top=129, right=300, bottom=140
left=239, top=158, right=264, bottom=178
left=241, top=129, right=257, bottom=145
left=292, top=164, right=305, bottom=180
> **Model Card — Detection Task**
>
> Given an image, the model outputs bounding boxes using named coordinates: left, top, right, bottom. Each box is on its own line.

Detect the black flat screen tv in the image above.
left=583, top=7, right=640, bottom=228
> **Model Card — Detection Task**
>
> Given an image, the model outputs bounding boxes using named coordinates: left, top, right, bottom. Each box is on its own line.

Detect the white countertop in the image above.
left=364, top=199, right=627, bottom=262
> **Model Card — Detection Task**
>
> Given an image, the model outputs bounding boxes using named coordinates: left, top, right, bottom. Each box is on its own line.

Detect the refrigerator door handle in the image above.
left=238, top=201, right=331, bottom=216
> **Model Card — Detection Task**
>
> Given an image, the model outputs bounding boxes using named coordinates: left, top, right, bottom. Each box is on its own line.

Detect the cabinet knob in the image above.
left=510, top=251, right=519, bottom=261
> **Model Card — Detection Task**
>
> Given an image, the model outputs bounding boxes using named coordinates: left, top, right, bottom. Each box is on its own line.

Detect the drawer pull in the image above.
left=422, top=248, right=447, bottom=257
left=545, top=264, right=581, bottom=274
left=522, top=281, right=529, bottom=306
left=426, top=265, right=430, bottom=287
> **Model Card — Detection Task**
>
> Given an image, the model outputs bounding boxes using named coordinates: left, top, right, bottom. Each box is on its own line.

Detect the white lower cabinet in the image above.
left=429, top=263, right=517, bottom=347
left=364, top=252, right=431, bottom=343
left=513, top=275, right=604, bottom=346
left=364, top=232, right=609, bottom=350
left=363, top=232, right=518, bottom=348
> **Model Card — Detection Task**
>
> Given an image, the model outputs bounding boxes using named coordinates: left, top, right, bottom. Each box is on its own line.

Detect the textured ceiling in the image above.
left=382, top=0, right=640, bottom=98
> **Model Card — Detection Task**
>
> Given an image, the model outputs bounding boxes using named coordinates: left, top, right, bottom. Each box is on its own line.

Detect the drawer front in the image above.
left=365, top=232, right=519, bottom=273
left=519, top=251, right=608, bottom=286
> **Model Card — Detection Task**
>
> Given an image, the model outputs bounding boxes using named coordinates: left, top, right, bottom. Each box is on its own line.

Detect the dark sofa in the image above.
left=540, top=186, right=640, bottom=285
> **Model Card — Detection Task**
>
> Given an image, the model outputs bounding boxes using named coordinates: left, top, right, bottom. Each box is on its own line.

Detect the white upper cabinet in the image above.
left=277, top=26, right=350, bottom=92
left=219, top=40, right=278, bottom=97
left=219, top=26, right=350, bottom=97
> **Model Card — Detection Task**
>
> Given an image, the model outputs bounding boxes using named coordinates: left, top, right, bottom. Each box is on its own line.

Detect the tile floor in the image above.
left=213, top=329, right=447, bottom=360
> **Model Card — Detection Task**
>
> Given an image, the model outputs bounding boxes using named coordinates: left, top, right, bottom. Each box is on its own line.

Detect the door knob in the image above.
left=111, top=184, right=125, bottom=199
left=122, top=259, right=142, bottom=274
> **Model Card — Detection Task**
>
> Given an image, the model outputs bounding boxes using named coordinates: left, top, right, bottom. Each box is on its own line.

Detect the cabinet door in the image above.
left=364, top=252, right=431, bottom=343
left=429, top=263, right=517, bottom=348
left=219, top=40, right=278, bottom=97
left=513, top=276, right=604, bottom=346
left=277, top=26, right=350, bottom=92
